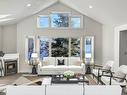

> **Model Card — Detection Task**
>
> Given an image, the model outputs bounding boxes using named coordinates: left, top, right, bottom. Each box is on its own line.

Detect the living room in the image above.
left=0, top=0, right=126, bottom=95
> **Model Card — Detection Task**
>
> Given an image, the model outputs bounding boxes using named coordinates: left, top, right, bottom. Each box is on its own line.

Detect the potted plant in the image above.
left=63, top=70, right=74, bottom=80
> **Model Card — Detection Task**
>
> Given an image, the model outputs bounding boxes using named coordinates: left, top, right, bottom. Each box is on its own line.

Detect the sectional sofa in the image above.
left=37, top=57, right=85, bottom=75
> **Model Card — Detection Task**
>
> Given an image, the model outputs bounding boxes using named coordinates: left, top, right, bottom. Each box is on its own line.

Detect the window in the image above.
left=71, top=17, right=81, bottom=28
left=40, top=38, right=49, bottom=59
left=51, top=38, right=69, bottom=57
left=25, top=36, right=35, bottom=62
left=71, top=38, right=80, bottom=57
left=84, top=37, right=94, bottom=63
left=38, top=37, right=87, bottom=59
left=51, top=13, right=69, bottom=28
left=37, top=13, right=83, bottom=29
left=37, top=16, right=49, bottom=28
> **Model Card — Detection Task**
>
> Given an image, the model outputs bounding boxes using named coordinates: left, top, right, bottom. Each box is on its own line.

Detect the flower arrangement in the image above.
left=64, top=70, right=74, bottom=79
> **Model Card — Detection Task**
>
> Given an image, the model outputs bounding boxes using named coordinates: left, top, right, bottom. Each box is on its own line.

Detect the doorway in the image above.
left=119, top=30, right=127, bottom=65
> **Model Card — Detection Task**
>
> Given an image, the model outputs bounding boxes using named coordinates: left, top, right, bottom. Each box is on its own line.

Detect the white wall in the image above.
left=2, top=24, right=17, bottom=53
left=102, top=25, right=114, bottom=65
left=17, top=2, right=102, bottom=73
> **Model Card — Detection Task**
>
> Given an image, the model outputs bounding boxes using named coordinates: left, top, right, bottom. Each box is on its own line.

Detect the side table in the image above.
left=85, top=63, right=92, bottom=74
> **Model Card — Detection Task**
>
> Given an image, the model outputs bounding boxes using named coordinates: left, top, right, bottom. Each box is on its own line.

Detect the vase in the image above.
left=66, top=77, right=69, bottom=81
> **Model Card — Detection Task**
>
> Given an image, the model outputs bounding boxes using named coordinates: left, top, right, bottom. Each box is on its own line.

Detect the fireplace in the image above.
left=4, top=60, right=17, bottom=76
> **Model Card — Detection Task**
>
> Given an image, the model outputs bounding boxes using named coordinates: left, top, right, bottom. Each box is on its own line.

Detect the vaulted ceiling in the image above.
left=0, top=0, right=127, bottom=26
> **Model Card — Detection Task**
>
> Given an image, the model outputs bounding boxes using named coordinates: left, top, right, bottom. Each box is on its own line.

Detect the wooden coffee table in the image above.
left=51, top=74, right=89, bottom=85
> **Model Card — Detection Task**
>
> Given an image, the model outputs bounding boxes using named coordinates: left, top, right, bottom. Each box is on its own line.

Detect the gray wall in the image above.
left=119, top=30, right=127, bottom=66
left=85, top=16, right=102, bottom=65
left=102, top=25, right=114, bottom=64
left=17, top=2, right=102, bottom=72
left=2, top=24, right=17, bottom=53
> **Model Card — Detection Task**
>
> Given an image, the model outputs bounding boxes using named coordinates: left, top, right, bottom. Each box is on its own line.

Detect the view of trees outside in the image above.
left=51, top=38, right=69, bottom=57
left=51, top=13, right=69, bottom=27
left=71, top=38, right=80, bottom=57
left=40, top=38, right=49, bottom=59
left=28, top=38, right=34, bottom=61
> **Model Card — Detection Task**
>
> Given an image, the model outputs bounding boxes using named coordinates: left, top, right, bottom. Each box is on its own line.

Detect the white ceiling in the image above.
left=0, top=0, right=127, bottom=26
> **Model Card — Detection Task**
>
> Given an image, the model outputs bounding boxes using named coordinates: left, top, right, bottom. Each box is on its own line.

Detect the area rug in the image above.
left=12, top=76, right=32, bottom=85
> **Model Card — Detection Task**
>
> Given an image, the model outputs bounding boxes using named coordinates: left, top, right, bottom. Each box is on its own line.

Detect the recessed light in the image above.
left=27, top=4, right=31, bottom=7
left=89, top=5, right=93, bottom=9
left=0, top=14, right=11, bottom=19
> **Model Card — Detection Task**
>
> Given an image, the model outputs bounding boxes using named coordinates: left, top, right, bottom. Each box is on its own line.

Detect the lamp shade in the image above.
left=31, top=53, right=38, bottom=58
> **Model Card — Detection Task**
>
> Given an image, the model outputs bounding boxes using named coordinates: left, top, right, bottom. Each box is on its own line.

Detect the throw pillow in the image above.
left=42, top=61, right=49, bottom=66
left=102, top=64, right=111, bottom=70
left=57, top=59, right=64, bottom=65
left=74, top=61, right=81, bottom=66
left=113, top=71, right=126, bottom=82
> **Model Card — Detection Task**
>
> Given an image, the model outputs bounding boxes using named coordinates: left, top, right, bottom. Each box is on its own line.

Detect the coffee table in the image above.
left=51, top=74, right=89, bottom=85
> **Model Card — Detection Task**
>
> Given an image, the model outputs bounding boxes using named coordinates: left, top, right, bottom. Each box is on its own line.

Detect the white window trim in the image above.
left=38, top=37, right=82, bottom=59
left=84, top=36, right=94, bottom=63
left=25, top=35, right=35, bottom=63
left=70, top=15, right=83, bottom=29
left=37, top=15, right=50, bottom=28
left=37, top=12, right=83, bottom=29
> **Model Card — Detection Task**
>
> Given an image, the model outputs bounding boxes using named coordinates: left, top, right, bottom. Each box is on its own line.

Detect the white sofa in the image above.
left=37, top=57, right=85, bottom=75
left=6, top=85, right=122, bottom=95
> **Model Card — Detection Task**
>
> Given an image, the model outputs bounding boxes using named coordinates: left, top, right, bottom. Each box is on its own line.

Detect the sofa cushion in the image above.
left=74, top=61, right=82, bottom=66
left=102, top=64, right=111, bottom=70
left=43, top=57, right=56, bottom=66
left=42, top=61, right=49, bottom=66
left=69, top=57, right=81, bottom=66
left=101, top=76, right=126, bottom=86
left=113, top=71, right=126, bottom=82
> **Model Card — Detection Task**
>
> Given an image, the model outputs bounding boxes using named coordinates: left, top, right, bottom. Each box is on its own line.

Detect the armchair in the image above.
left=92, top=61, right=114, bottom=84
left=100, top=65, right=127, bottom=86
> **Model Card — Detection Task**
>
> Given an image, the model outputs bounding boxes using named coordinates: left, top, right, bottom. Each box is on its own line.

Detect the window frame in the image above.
left=70, top=16, right=83, bottom=29
left=84, top=36, right=94, bottom=63
left=37, top=12, right=83, bottom=29
left=25, top=36, right=35, bottom=63
left=37, top=15, right=50, bottom=28
left=50, top=12, right=71, bottom=29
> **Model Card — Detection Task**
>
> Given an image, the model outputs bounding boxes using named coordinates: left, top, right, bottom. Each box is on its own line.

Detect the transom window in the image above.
left=51, top=13, right=69, bottom=28
left=37, top=12, right=83, bottom=29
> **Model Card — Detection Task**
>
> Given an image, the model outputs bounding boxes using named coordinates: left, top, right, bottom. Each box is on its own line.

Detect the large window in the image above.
left=38, top=37, right=82, bottom=58
left=51, top=13, right=69, bottom=28
left=71, top=38, right=80, bottom=57
left=40, top=38, right=49, bottom=59
left=51, top=38, right=69, bottom=57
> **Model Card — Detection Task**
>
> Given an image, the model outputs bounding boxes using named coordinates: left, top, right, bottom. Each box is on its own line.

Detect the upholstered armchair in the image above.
left=100, top=65, right=127, bottom=86
left=92, top=61, right=114, bottom=84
